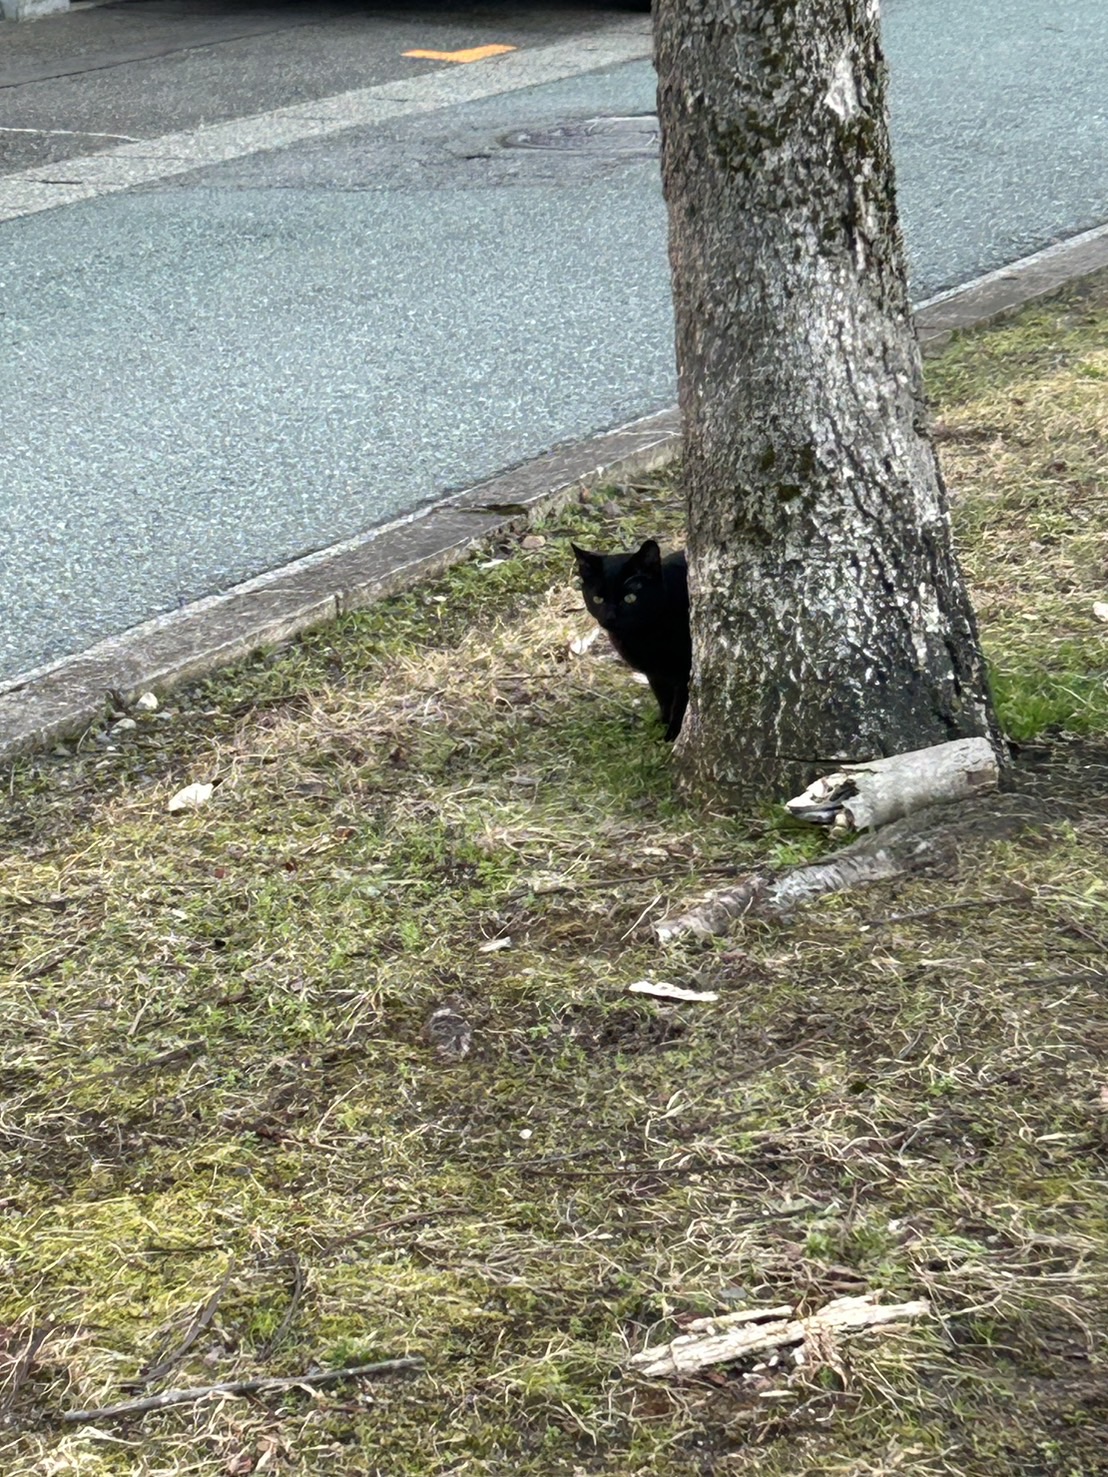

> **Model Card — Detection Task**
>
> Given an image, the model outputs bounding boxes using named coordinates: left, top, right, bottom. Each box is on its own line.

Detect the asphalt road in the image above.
left=1, top=0, right=1106, bottom=683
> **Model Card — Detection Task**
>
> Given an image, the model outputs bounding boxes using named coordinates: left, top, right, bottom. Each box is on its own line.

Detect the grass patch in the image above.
left=931, top=273, right=1108, bottom=739
left=1, top=282, right=1107, bottom=1476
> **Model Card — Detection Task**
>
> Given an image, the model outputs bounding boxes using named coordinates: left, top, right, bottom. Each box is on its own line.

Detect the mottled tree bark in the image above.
left=654, top=0, right=1004, bottom=806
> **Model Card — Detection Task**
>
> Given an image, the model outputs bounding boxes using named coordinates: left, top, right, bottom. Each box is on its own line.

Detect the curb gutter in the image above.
left=914, top=219, right=1108, bottom=350
left=3, top=222, right=1107, bottom=765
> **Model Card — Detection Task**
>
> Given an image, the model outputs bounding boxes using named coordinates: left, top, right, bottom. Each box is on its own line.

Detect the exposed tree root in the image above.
left=786, top=737, right=1001, bottom=833
left=654, top=796, right=1039, bottom=943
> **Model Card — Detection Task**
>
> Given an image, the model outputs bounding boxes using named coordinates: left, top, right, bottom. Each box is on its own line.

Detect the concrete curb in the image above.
left=0, top=408, right=679, bottom=761
left=914, top=219, right=1108, bottom=349
left=1, top=0, right=69, bottom=20
left=3, top=222, right=1106, bottom=765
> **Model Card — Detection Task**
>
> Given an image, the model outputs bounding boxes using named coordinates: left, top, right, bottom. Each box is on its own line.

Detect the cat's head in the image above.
left=571, top=539, right=664, bottom=633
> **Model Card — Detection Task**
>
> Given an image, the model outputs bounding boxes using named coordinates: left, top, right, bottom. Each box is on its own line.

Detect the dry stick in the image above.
left=786, top=738, right=1000, bottom=833
left=59, top=1357, right=425, bottom=1424
left=317, top=1207, right=471, bottom=1255
left=257, top=1252, right=305, bottom=1360
left=133, top=1260, right=235, bottom=1387
left=629, top=1296, right=930, bottom=1379
left=0, top=1325, right=51, bottom=1423
left=862, top=888, right=1031, bottom=927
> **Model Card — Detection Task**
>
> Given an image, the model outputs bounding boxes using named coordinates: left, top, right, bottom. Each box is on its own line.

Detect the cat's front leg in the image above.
left=646, top=672, right=674, bottom=729
left=663, top=682, right=689, bottom=742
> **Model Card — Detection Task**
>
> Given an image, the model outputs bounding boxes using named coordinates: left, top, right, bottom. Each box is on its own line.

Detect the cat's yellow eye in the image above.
left=624, top=592, right=637, bottom=604
left=589, top=592, right=603, bottom=604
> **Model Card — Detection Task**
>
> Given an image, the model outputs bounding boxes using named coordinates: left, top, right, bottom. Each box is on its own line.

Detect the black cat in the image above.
left=571, top=539, right=691, bottom=741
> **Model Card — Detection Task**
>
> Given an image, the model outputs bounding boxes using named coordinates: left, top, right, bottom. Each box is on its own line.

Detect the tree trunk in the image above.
left=653, top=0, right=1005, bottom=807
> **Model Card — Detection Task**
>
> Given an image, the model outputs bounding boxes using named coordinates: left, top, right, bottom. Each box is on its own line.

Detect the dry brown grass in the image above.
left=1, top=283, right=1107, bottom=1476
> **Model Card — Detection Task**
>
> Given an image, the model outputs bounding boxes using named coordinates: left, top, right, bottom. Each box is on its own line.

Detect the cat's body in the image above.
left=571, top=539, right=691, bottom=741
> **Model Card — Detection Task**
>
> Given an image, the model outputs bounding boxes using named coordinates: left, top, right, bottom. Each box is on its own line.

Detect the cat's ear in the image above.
left=635, top=539, right=662, bottom=575
left=571, top=542, right=601, bottom=573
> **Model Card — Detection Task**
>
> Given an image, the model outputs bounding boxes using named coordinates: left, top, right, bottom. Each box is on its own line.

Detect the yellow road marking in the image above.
left=403, top=44, right=517, bottom=64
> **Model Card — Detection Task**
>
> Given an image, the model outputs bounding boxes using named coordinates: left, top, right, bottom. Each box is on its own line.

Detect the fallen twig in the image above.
left=317, top=1208, right=471, bottom=1255
left=655, top=833, right=924, bottom=942
left=655, top=789, right=1044, bottom=943
left=60, top=1357, right=425, bottom=1424
left=133, top=1260, right=235, bottom=1387
left=0, top=1324, right=51, bottom=1425
left=862, top=887, right=1031, bottom=927
left=628, top=1294, right=929, bottom=1378
left=257, top=1251, right=306, bottom=1360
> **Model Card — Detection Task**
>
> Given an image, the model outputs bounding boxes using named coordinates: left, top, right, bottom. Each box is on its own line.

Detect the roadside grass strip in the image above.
left=1, top=278, right=1106, bottom=1475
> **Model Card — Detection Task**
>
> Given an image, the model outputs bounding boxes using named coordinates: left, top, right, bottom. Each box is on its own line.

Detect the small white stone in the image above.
left=135, top=691, right=159, bottom=712
left=167, top=781, right=214, bottom=813
left=112, top=717, right=138, bottom=733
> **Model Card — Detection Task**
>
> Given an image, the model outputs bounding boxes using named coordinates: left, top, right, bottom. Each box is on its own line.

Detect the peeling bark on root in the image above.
left=654, top=793, right=1042, bottom=944
left=629, top=1294, right=930, bottom=1379
left=786, top=737, right=1000, bottom=833
left=655, top=812, right=947, bottom=942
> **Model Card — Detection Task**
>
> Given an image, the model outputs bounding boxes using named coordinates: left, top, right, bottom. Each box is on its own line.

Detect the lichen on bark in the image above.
left=653, top=0, right=1004, bottom=807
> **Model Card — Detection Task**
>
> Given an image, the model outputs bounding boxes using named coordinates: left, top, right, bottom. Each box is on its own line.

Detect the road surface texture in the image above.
left=1, top=0, right=1106, bottom=681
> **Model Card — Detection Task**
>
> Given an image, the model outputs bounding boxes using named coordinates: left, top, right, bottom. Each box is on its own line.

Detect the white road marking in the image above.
left=0, top=21, right=652, bottom=225
left=0, top=126, right=140, bottom=140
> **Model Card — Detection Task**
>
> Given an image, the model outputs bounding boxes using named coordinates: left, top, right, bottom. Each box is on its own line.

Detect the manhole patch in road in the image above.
left=499, top=114, right=660, bottom=158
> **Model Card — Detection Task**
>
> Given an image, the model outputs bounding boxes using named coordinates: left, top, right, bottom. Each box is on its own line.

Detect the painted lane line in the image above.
left=403, top=45, right=517, bottom=64
left=0, top=21, right=652, bottom=225
left=0, top=126, right=140, bottom=140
